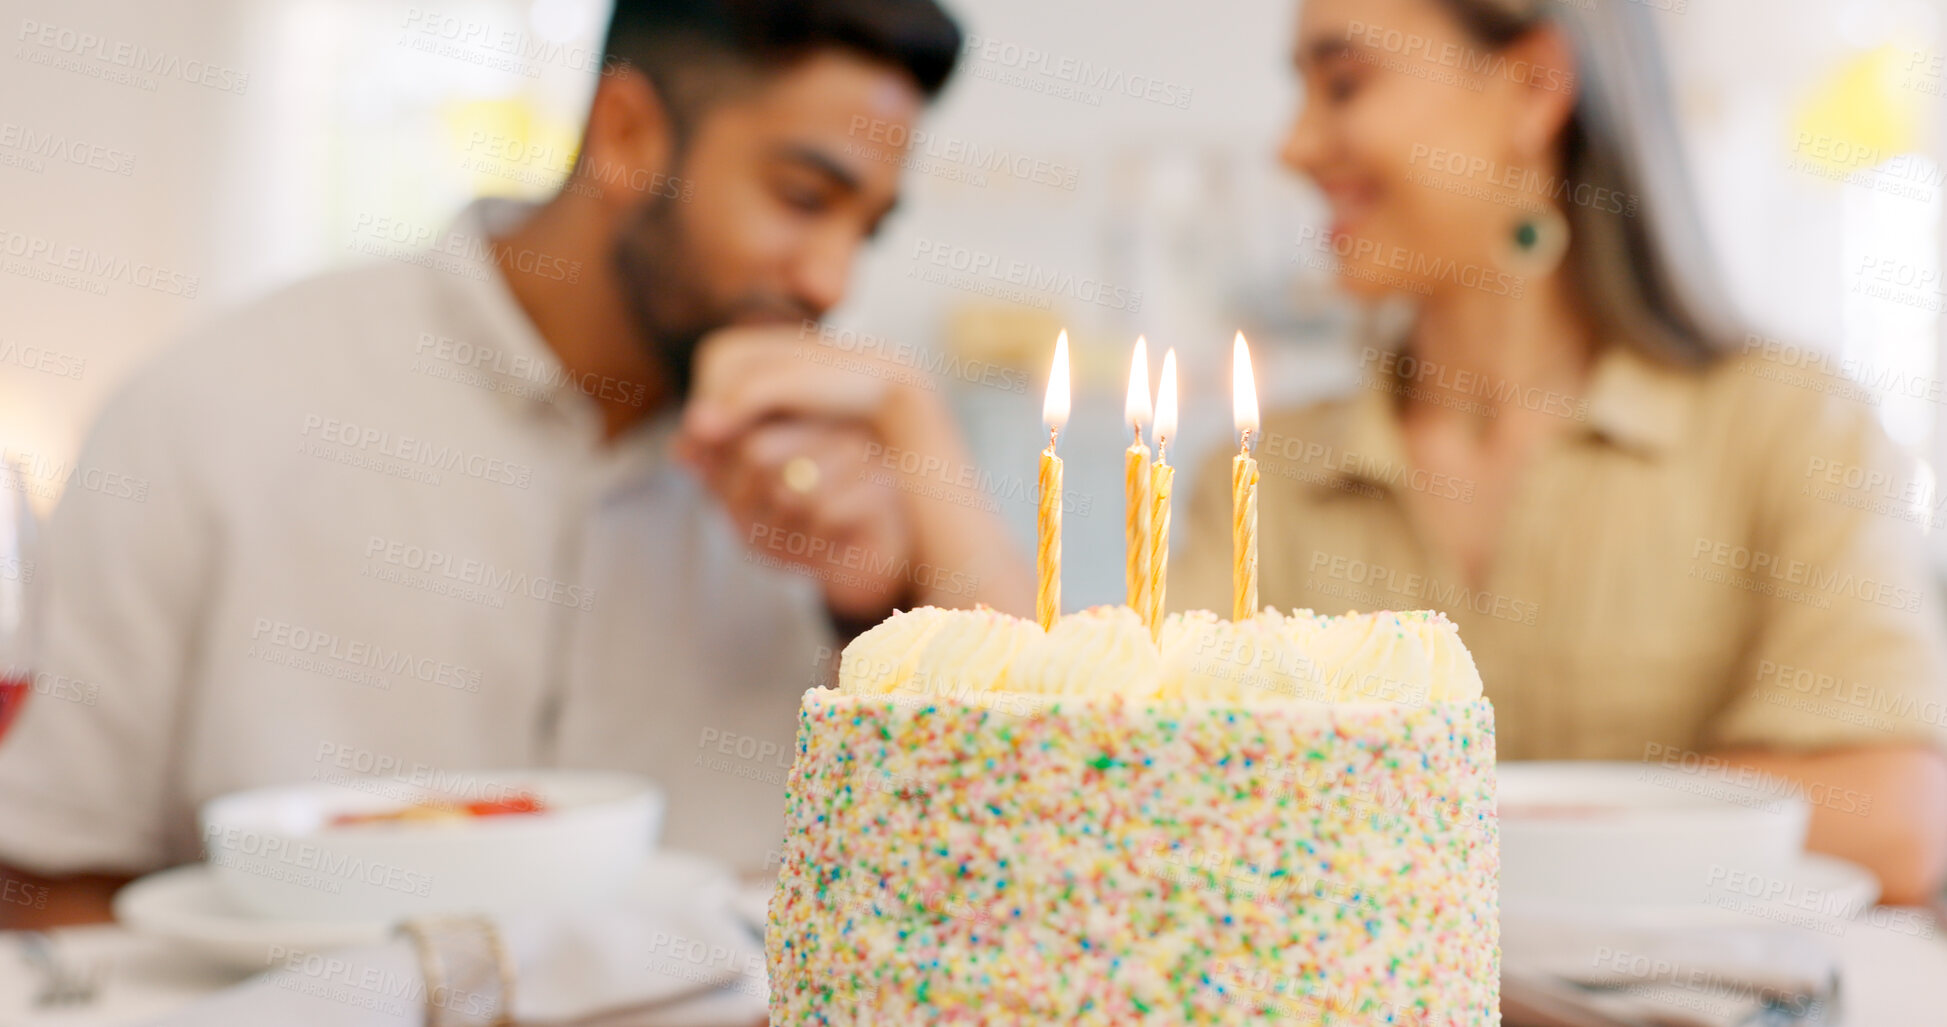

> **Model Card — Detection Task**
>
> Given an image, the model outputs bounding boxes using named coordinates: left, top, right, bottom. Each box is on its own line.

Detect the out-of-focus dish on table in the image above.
left=1500, top=760, right=1819, bottom=914
left=197, top=769, right=663, bottom=924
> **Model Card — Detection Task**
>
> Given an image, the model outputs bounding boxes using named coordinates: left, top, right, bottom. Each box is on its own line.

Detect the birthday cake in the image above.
left=765, top=605, right=1499, bottom=1025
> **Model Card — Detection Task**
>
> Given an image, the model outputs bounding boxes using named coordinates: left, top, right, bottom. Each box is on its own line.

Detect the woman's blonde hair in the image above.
left=1436, top=0, right=1745, bottom=367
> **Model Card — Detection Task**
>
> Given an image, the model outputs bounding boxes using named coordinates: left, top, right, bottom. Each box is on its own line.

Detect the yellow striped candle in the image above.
left=1038, top=331, right=1070, bottom=630
left=1147, top=348, right=1178, bottom=640
left=1125, top=336, right=1153, bottom=619
left=1232, top=332, right=1260, bottom=623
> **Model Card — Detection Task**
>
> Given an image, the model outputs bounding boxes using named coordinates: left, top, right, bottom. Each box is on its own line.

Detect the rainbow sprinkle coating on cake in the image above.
left=766, top=606, right=1500, bottom=1024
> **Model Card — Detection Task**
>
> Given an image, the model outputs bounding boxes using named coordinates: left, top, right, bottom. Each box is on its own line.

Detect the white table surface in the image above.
left=3, top=909, right=1944, bottom=1025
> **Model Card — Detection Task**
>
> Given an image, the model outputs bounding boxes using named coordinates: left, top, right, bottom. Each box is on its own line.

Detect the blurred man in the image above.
left=0, top=0, right=1030, bottom=927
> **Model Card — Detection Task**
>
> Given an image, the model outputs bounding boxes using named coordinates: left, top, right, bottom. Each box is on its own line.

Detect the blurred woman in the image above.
left=1177, top=0, right=1947, bottom=901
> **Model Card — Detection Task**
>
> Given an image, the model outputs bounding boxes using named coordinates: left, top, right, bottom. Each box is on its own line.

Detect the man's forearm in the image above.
left=909, top=492, right=1033, bottom=615
left=884, top=389, right=1033, bottom=617
left=1713, top=745, right=1947, bottom=906
left=0, top=865, right=129, bottom=930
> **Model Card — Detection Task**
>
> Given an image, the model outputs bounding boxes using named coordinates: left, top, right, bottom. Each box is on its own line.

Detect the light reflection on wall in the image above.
left=230, top=0, right=604, bottom=302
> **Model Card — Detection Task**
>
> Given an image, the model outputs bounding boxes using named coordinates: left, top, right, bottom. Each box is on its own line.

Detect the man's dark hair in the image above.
left=603, top=0, right=962, bottom=138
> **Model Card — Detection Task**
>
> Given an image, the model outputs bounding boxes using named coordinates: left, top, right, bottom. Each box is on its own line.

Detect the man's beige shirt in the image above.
left=1176, top=346, right=1947, bottom=760
left=0, top=200, right=830, bottom=876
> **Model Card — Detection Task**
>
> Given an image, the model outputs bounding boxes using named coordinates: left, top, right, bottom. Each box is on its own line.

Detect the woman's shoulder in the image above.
left=1682, top=346, right=1917, bottom=520
left=1693, top=344, right=1894, bottom=452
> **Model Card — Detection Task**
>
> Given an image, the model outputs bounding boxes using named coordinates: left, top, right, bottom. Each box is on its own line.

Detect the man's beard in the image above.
left=611, top=192, right=815, bottom=403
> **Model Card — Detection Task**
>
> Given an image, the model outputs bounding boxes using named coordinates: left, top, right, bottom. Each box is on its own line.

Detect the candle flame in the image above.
left=1125, top=335, right=1152, bottom=430
left=1155, top=348, right=1179, bottom=453
left=1043, top=329, right=1071, bottom=432
left=1232, top=331, right=1259, bottom=441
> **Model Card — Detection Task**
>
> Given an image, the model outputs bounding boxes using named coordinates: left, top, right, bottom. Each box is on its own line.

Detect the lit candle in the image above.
left=1124, top=336, right=1153, bottom=619
left=1232, top=332, right=1260, bottom=623
left=1038, top=330, right=1070, bottom=631
left=1147, top=349, right=1178, bottom=641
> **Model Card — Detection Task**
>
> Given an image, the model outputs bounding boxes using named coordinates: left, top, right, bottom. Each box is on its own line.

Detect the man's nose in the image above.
left=1279, top=100, right=1326, bottom=178
left=789, top=228, right=856, bottom=317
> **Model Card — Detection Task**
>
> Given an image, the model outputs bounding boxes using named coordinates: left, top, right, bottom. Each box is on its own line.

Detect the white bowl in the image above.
left=1499, top=761, right=1809, bottom=912
left=199, top=769, right=663, bottom=923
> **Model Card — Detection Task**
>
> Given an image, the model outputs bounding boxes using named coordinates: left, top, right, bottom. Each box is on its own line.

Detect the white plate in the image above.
left=1504, top=852, right=1880, bottom=929
left=115, top=849, right=734, bottom=971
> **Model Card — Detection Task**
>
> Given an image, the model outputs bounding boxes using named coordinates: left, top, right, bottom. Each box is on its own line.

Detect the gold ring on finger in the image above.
left=782, top=456, right=821, bottom=495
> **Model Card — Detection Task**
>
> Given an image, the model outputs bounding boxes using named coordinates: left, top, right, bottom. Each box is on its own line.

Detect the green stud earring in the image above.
left=1506, top=207, right=1569, bottom=276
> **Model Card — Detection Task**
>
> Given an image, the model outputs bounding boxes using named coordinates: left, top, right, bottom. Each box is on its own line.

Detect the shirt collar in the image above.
left=429, top=199, right=675, bottom=480
left=1295, top=343, right=1691, bottom=496
left=432, top=198, right=582, bottom=420
left=1580, top=344, right=1695, bottom=454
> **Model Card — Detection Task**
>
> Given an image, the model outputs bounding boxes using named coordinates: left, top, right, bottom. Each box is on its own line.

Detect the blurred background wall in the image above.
left=1, top=0, right=1943, bottom=607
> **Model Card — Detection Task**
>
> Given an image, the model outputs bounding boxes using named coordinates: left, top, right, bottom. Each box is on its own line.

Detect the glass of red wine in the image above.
left=0, top=460, right=38, bottom=741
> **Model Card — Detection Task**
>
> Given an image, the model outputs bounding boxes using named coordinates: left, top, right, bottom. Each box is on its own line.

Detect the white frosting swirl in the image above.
left=1396, top=610, right=1485, bottom=702
left=1155, top=610, right=1330, bottom=703
left=897, top=606, right=1042, bottom=702
left=1270, top=607, right=1326, bottom=653
left=1306, top=611, right=1432, bottom=705
left=838, top=607, right=953, bottom=694
left=1011, top=606, right=1160, bottom=697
